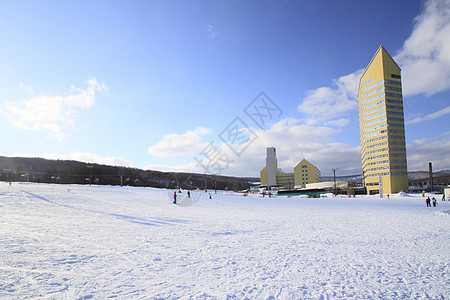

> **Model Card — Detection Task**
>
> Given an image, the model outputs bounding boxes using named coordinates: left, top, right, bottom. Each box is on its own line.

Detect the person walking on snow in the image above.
left=426, top=197, right=431, bottom=207
left=442, top=194, right=446, bottom=201
left=432, top=197, right=437, bottom=207
left=173, top=191, right=177, bottom=204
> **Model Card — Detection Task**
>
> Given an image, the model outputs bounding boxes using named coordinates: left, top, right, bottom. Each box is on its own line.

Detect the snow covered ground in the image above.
left=1, top=182, right=449, bottom=299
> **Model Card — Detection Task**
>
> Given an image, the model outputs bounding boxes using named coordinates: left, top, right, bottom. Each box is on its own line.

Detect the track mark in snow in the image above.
left=21, top=190, right=189, bottom=227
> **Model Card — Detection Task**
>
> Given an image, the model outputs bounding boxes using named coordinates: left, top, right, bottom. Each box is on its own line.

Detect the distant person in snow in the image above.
left=442, top=194, right=446, bottom=201
left=187, top=191, right=191, bottom=198
left=173, top=191, right=177, bottom=204
left=432, top=197, right=437, bottom=207
left=426, top=197, right=431, bottom=207
left=209, top=193, right=212, bottom=200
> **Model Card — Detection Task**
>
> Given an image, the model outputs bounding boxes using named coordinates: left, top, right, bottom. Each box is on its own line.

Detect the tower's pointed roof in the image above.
left=360, top=45, right=401, bottom=83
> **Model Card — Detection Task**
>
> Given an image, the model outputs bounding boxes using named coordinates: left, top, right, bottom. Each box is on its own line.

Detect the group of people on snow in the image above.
left=425, top=196, right=437, bottom=207
left=173, top=190, right=190, bottom=204
left=425, top=194, right=446, bottom=207
left=173, top=189, right=211, bottom=204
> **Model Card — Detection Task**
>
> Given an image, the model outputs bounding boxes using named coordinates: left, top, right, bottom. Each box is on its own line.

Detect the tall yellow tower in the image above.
left=358, top=45, right=408, bottom=195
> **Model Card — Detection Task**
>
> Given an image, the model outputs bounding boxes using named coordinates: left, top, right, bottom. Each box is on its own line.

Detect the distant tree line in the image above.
left=0, top=156, right=255, bottom=191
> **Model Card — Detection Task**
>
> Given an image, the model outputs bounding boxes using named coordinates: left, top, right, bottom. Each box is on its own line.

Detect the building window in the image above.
left=391, top=74, right=401, bottom=79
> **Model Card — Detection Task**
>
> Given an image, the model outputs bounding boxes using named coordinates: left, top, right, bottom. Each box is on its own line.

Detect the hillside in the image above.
left=0, top=156, right=255, bottom=191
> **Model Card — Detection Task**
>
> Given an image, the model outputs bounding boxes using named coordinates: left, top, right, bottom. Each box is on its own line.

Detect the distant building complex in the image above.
left=357, top=45, right=408, bottom=195
left=260, top=147, right=320, bottom=190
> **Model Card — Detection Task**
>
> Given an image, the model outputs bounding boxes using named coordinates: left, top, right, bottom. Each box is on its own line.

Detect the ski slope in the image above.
left=1, top=182, right=449, bottom=299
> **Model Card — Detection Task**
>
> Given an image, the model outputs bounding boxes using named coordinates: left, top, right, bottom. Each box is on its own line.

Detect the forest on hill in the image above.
left=0, top=156, right=255, bottom=191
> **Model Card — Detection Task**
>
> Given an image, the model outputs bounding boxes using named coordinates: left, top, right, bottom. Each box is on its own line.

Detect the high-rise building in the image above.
left=260, top=147, right=320, bottom=189
left=357, top=45, right=408, bottom=195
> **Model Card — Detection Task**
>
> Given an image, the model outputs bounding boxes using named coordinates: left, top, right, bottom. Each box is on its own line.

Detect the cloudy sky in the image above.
left=1, top=0, right=449, bottom=177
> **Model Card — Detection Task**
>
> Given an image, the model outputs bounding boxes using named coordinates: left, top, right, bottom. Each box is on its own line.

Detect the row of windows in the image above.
left=362, top=92, right=385, bottom=105
left=390, top=146, right=406, bottom=152
left=366, top=135, right=387, bottom=145
left=365, top=159, right=390, bottom=167
left=388, top=128, right=405, bottom=134
left=391, top=171, right=407, bottom=176
left=385, top=86, right=402, bottom=93
left=363, top=99, right=385, bottom=111
left=362, top=86, right=385, bottom=99
left=363, top=159, right=406, bottom=171
left=364, top=120, right=387, bottom=133
left=391, top=159, right=407, bottom=164
left=363, top=136, right=404, bottom=151
left=362, top=97, right=403, bottom=112
left=386, top=98, right=403, bottom=105
left=366, top=172, right=391, bottom=178
left=363, top=111, right=386, bottom=122
left=363, top=125, right=404, bottom=139
left=362, top=95, right=403, bottom=111
left=362, top=146, right=406, bottom=160
left=390, top=165, right=407, bottom=170
left=361, top=77, right=373, bottom=86
left=364, top=104, right=384, bottom=115
left=385, top=79, right=401, bottom=86
left=366, top=165, right=390, bottom=172
left=363, top=136, right=404, bottom=153
left=361, top=79, right=384, bottom=92
left=365, top=166, right=405, bottom=174
left=363, top=153, right=406, bottom=166
left=387, top=116, right=404, bottom=122
left=365, top=171, right=406, bottom=178
left=389, top=141, right=405, bottom=146
left=367, top=153, right=389, bottom=161
left=386, top=104, right=403, bottom=111
left=388, top=110, right=404, bottom=117
left=385, top=92, right=402, bottom=99
left=364, top=129, right=387, bottom=139
left=364, top=147, right=389, bottom=156
left=364, top=141, right=388, bottom=151
left=364, top=117, right=386, bottom=128
left=362, top=101, right=403, bottom=116
left=391, top=153, right=406, bottom=158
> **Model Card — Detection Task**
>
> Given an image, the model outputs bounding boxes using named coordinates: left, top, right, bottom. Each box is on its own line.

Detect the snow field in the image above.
left=0, top=182, right=449, bottom=299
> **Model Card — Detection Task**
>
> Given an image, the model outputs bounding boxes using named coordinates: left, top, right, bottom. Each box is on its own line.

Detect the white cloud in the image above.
left=298, top=69, right=363, bottom=125
left=395, top=0, right=450, bottom=97
left=12, top=151, right=134, bottom=167
left=228, top=118, right=360, bottom=176
left=2, top=78, right=107, bottom=140
left=406, top=105, right=450, bottom=124
left=148, top=126, right=211, bottom=157
left=147, top=118, right=361, bottom=177
left=143, top=162, right=198, bottom=173
left=325, top=118, right=351, bottom=127
left=406, top=133, right=450, bottom=171
left=152, top=121, right=450, bottom=176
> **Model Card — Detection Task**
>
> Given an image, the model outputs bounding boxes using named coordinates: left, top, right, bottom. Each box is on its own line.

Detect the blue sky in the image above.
left=1, top=0, right=449, bottom=177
